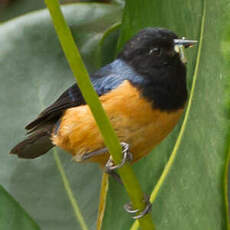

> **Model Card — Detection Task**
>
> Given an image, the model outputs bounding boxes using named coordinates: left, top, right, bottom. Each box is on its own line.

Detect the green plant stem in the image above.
left=44, top=0, right=155, bottom=229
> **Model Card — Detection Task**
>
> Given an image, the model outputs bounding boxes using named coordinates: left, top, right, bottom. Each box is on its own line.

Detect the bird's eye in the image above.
left=149, top=47, right=161, bottom=56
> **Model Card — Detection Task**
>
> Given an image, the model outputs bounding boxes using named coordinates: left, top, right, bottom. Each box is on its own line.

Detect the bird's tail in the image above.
left=10, top=124, right=54, bottom=159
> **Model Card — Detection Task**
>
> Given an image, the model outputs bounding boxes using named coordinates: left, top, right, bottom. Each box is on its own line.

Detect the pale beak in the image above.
left=173, top=39, right=198, bottom=48
left=173, top=38, right=197, bottom=64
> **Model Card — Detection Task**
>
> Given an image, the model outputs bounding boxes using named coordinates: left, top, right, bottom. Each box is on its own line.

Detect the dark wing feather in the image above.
left=25, top=84, right=84, bottom=131
left=25, top=59, right=131, bottom=132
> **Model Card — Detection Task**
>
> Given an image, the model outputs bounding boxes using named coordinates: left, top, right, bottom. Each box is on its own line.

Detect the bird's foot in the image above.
left=124, top=195, right=152, bottom=219
left=104, top=142, right=133, bottom=173
left=81, top=146, right=109, bottom=161
left=81, top=142, right=132, bottom=184
left=104, top=142, right=132, bottom=185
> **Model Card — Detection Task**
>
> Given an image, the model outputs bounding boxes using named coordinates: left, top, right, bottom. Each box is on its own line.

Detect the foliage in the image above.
left=0, top=0, right=229, bottom=230
left=0, top=3, right=121, bottom=230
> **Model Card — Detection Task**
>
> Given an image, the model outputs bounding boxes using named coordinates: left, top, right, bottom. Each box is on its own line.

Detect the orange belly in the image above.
left=52, top=80, right=184, bottom=166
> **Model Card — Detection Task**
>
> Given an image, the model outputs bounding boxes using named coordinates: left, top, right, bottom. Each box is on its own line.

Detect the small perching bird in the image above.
left=10, top=27, right=197, bottom=168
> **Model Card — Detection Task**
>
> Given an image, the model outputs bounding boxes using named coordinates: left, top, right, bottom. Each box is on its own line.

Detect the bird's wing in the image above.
left=25, top=61, right=127, bottom=132
left=25, top=84, right=83, bottom=131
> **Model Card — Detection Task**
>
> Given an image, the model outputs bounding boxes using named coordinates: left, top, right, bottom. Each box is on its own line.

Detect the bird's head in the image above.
left=118, top=28, right=197, bottom=76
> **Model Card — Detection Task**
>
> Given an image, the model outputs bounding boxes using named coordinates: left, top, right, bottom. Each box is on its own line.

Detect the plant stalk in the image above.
left=44, top=0, right=155, bottom=229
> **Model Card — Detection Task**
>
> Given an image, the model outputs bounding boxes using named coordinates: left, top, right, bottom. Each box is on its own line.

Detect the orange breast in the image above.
left=52, top=80, right=184, bottom=166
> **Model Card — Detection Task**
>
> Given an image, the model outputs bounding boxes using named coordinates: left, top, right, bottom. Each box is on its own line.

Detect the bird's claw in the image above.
left=105, top=142, right=133, bottom=173
left=123, top=195, right=152, bottom=219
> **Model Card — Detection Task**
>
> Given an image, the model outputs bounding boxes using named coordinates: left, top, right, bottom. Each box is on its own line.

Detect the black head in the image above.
left=118, top=28, right=197, bottom=111
left=119, top=28, right=183, bottom=74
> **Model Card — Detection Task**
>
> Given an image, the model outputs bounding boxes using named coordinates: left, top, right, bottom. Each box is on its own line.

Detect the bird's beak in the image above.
left=174, top=39, right=198, bottom=48
left=173, top=38, right=198, bottom=64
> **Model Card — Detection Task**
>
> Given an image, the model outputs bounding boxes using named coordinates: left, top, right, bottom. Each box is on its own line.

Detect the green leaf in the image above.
left=112, top=0, right=125, bottom=6
left=100, top=0, right=230, bottom=229
left=0, top=0, right=45, bottom=22
left=0, top=3, right=121, bottom=230
left=0, top=185, right=40, bottom=230
left=99, top=22, right=121, bottom=67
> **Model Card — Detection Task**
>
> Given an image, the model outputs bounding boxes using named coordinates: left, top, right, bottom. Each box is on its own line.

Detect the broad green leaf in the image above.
left=100, top=0, right=230, bottom=229
left=112, top=0, right=125, bottom=6
left=0, top=1, right=118, bottom=22
left=0, top=185, right=40, bottom=230
left=222, top=10, right=230, bottom=225
left=0, top=0, right=45, bottom=22
left=0, top=3, right=121, bottom=230
left=99, top=22, right=120, bottom=67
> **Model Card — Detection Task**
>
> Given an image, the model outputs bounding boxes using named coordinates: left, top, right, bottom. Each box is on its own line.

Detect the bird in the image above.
left=10, top=27, right=197, bottom=168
